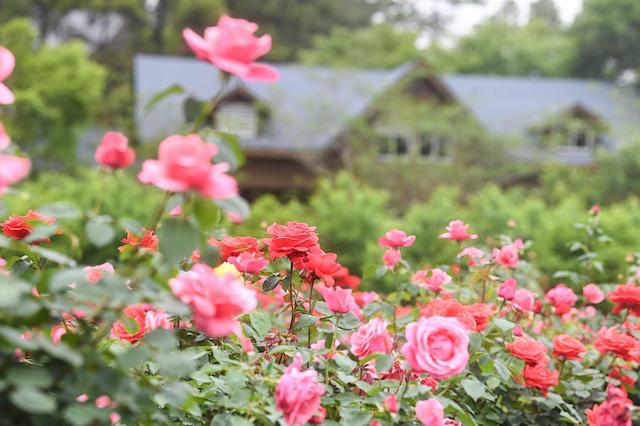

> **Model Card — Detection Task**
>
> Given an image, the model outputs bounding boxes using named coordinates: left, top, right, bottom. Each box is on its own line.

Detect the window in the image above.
left=567, top=130, right=596, bottom=149
left=377, top=134, right=409, bottom=158
left=215, top=102, right=258, bottom=139
left=419, top=132, right=450, bottom=160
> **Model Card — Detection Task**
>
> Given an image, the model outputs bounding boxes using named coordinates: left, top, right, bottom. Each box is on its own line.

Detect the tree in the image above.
left=571, top=0, right=640, bottom=79
left=157, top=0, right=227, bottom=55
left=300, top=25, right=420, bottom=69
left=529, top=0, right=561, bottom=26
left=0, top=19, right=106, bottom=167
left=430, top=20, right=575, bottom=77
left=225, top=0, right=385, bottom=61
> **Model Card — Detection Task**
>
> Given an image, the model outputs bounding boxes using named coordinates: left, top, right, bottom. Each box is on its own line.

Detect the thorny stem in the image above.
left=287, top=262, right=296, bottom=334
left=392, top=270, right=399, bottom=349
left=148, top=191, right=171, bottom=230
left=93, top=169, right=113, bottom=214
left=325, top=315, right=339, bottom=385
left=190, top=73, right=231, bottom=133
left=307, top=280, right=315, bottom=349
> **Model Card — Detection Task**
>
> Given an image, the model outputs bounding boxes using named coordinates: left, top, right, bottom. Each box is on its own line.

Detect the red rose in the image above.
left=299, top=250, right=341, bottom=285
left=118, top=228, right=159, bottom=252
left=466, top=303, right=495, bottom=332
left=586, top=386, right=632, bottom=426
left=265, top=221, right=319, bottom=261
left=333, top=265, right=361, bottom=289
left=608, top=282, right=640, bottom=316
left=111, top=304, right=149, bottom=344
left=506, top=336, right=548, bottom=365
left=209, top=235, right=261, bottom=261
left=2, top=210, right=55, bottom=241
left=552, top=334, right=586, bottom=361
left=420, top=298, right=476, bottom=330
left=522, top=362, right=559, bottom=394
left=594, top=327, right=640, bottom=362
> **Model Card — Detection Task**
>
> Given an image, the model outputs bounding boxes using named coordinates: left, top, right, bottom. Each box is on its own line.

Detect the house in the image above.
left=134, top=54, right=640, bottom=197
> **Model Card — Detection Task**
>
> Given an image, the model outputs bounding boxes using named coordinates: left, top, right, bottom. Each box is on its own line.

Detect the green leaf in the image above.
left=183, top=96, right=205, bottom=122
left=193, top=198, right=221, bottom=232
left=493, top=318, right=515, bottom=332
left=31, top=246, right=77, bottom=267
left=24, top=224, right=58, bottom=243
left=145, top=84, right=184, bottom=113
left=7, top=366, right=52, bottom=388
left=338, top=312, right=360, bottom=330
left=85, top=216, right=116, bottom=247
left=10, top=387, right=56, bottom=414
left=462, top=378, right=486, bottom=402
left=119, top=217, right=144, bottom=234
left=250, top=311, right=272, bottom=337
left=375, top=354, right=395, bottom=373
left=295, top=314, right=318, bottom=329
left=49, top=268, right=88, bottom=292
left=64, top=404, right=104, bottom=426
left=157, top=352, right=196, bottom=379
left=314, top=301, right=333, bottom=317
left=210, top=414, right=253, bottom=426
left=215, top=196, right=250, bottom=221
left=158, top=218, right=200, bottom=264
left=262, top=275, right=280, bottom=291
left=202, top=129, right=246, bottom=171
left=38, top=202, right=81, bottom=219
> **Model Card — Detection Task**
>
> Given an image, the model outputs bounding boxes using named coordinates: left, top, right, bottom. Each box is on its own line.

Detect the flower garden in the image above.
left=0, top=15, right=638, bottom=426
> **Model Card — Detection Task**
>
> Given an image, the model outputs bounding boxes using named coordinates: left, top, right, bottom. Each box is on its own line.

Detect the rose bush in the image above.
left=0, top=15, right=639, bottom=426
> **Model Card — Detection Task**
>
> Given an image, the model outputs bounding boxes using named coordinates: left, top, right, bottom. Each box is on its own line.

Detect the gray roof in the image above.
left=135, top=54, right=411, bottom=151
left=441, top=74, right=640, bottom=145
left=134, top=54, right=640, bottom=153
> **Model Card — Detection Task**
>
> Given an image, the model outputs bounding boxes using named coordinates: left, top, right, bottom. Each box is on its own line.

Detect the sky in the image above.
left=441, top=0, right=584, bottom=35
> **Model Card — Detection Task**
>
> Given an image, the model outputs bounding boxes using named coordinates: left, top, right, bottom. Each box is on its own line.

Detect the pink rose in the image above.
left=319, top=285, right=361, bottom=317
left=512, top=289, right=536, bottom=312
left=583, top=283, right=605, bottom=304
left=170, top=263, right=257, bottom=337
left=492, top=239, right=523, bottom=268
left=76, top=394, right=89, bottom=403
left=498, top=278, right=517, bottom=301
left=384, top=394, right=399, bottom=414
left=95, top=395, right=112, bottom=409
left=0, top=154, right=30, bottom=195
left=412, top=268, right=452, bottom=292
left=379, top=229, right=416, bottom=248
left=95, top=131, right=135, bottom=169
left=144, top=310, right=173, bottom=332
left=228, top=252, right=269, bottom=274
left=383, top=248, right=402, bottom=270
left=439, top=220, right=477, bottom=241
left=138, top=134, right=237, bottom=200
left=83, top=262, right=115, bottom=283
left=275, top=353, right=324, bottom=426
left=416, top=398, right=444, bottom=426
left=183, top=15, right=279, bottom=82
left=545, top=284, right=577, bottom=315
left=401, top=316, right=469, bottom=379
left=457, top=246, right=487, bottom=266
left=350, top=318, right=393, bottom=359
left=0, top=46, right=15, bottom=104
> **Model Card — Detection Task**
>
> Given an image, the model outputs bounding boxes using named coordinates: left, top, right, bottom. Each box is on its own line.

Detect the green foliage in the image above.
left=571, top=0, right=640, bottom=78
left=301, top=25, right=420, bottom=69
left=0, top=19, right=106, bottom=167
left=431, top=19, right=575, bottom=76
left=226, top=0, right=385, bottom=61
